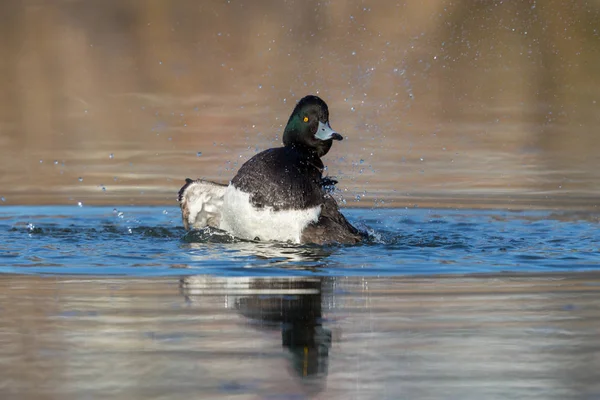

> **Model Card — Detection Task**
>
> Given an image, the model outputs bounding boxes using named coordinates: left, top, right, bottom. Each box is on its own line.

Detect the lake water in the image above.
left=2, top=271, right=600, bottom=399
left=2, top=206, right=599, bottom=398
left=1, top=206, right=598, bottom=276
left=2, top=206, right=600, bottom=399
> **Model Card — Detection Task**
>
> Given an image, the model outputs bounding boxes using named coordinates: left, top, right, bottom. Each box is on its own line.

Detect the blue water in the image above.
left=0, top=206, right=598, bottom=276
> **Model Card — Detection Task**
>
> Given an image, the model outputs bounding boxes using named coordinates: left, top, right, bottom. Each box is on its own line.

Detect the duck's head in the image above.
left=283, top=95, right=343, bottom=158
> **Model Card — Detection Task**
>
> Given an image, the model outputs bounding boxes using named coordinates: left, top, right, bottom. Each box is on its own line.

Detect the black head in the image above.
left=282, top=95, right=343, bottom=158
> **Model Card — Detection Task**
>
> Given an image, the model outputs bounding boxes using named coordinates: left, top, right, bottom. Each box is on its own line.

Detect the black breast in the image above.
left=231, top=147, right=326, bottom=211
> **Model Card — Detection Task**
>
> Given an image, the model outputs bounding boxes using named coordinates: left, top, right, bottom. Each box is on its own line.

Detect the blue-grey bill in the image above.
left=315, top=121, right=343, bottom=141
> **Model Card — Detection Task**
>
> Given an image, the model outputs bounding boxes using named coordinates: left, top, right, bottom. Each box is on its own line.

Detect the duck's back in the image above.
left=231, top=147, right=324, bottom=211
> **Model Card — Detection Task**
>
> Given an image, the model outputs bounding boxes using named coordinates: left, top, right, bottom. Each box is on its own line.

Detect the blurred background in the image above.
left=0, top=0, right=598, bottom=208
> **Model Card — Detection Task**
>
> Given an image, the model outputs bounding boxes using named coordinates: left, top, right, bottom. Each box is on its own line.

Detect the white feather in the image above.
left=179, top=180, right=226, bottom=230
left=219, top=185, right=321, bottom=243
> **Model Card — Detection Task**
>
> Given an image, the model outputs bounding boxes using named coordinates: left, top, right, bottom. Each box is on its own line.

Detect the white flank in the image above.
left=220, top=185, right=321, bottom=243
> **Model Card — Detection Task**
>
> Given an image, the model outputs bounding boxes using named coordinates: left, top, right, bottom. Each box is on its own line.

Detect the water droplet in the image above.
left=420, top=157, right=424, bottom=161
left=77, top=201, right=83, bottom=207
left=78, top=177, right=83, bottom=182
left=27, top=223, right=35, bottom=231
left=53, top=160, right=58, bottom=165
left=350, top=107, right=355, bottom=112
left=0, top=197, right=5, bottom=202
left=39, top=159, right=43, bottom=164
left=196, top=152, right=202, bottom=157
left=162, top=210, right=169, bottom=215
left=118, top=211, right=124, bottom=218
left=351, top=51, right=356, bottom=56
left=109, top=153, right=114, bottom=159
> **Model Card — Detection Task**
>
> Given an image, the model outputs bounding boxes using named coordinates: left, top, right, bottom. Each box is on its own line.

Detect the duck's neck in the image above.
left=285, top=143, right=325, bottom=173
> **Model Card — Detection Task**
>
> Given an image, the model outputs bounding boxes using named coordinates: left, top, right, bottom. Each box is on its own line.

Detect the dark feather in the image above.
left=231, top=147, right=325, bottom=211
left=301, top=195, right=362, bottom=245
left=320, top=176, right=338, bottom=194
left=178, top=178, right=195, bottom=203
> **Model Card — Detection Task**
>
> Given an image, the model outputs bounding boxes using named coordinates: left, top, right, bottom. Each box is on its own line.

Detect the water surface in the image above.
left=1, top=205, right=597, bottom=276
left=1, top=274, right=599, bottom=399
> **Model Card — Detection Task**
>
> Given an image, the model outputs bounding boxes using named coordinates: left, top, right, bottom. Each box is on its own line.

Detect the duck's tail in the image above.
left=178, top=179, right=228, bottom=230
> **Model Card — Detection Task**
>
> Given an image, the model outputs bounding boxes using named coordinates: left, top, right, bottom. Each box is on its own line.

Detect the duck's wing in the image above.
left=320, top=176, right=338, bottom=194
left=301, top=195, right=362, bottom=245
left=178, top=179, right=227, bottom=230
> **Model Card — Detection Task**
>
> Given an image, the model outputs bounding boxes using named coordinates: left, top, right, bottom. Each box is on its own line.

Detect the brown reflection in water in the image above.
left=0, top=1, right=599, bottom=208
left=0, top=278, right=65, bottom=399
left=1, top=274, right=600, bottom=399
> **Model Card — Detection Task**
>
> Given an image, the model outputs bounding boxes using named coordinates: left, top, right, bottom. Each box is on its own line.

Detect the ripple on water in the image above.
left=0, top=206, right=598, bottom=276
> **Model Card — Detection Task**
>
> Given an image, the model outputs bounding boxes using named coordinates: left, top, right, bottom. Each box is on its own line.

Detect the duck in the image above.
left=178, top=95, right=362, bottom=245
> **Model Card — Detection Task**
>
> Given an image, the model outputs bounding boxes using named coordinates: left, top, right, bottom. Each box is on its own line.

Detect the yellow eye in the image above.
left=303, top=116, right=309, bottom=123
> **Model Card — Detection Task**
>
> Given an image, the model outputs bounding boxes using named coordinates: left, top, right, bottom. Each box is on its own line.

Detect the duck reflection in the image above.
left=182, top=231, right=336, bottom=274
left=180, top=276, right=332, bottom=384
left=236, top=277, right=332, bottom=380
left=183, top=227, right=335, bottom=265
